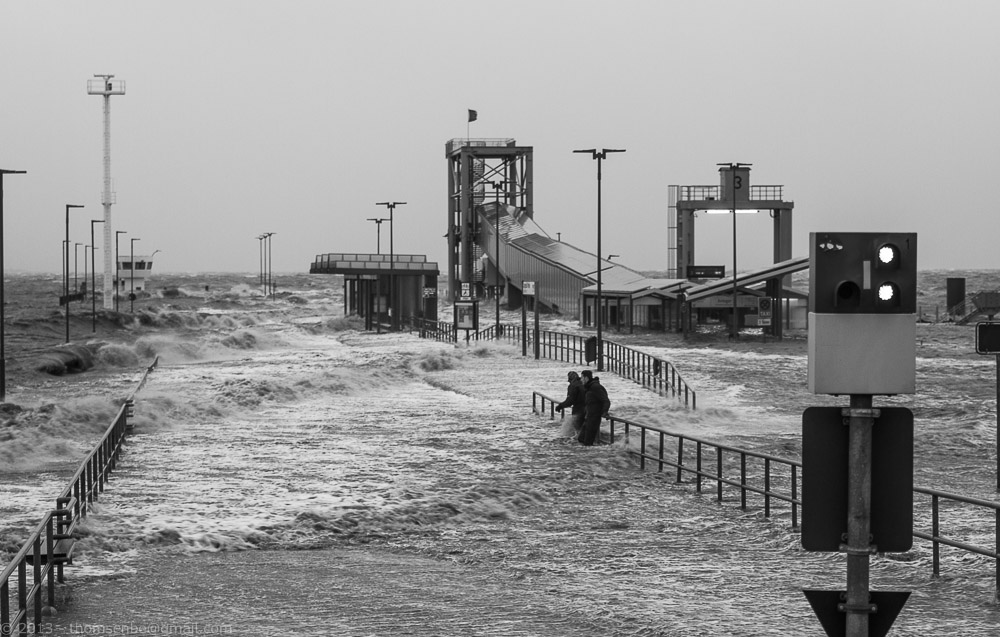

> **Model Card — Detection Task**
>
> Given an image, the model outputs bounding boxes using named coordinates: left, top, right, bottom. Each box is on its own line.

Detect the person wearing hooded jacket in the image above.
left=578, top=369, right=610, bottom=446
left=555, top=371, right=586, bottom=437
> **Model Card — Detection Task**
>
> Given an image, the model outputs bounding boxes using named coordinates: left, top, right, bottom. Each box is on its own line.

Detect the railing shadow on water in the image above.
left=1, top=357, right=158, bottom=635
left=409, top=318, right=696, bottom=410
left=532, top=390, right=1000, bottom=604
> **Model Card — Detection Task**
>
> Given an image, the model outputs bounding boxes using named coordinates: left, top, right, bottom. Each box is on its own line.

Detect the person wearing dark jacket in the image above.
left=578, top=369, right=610, bottom=446
left=555, top=371, right=586, bottom=437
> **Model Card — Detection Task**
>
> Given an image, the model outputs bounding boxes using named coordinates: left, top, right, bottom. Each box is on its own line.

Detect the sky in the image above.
left=1, top=1, right=998, bottom=276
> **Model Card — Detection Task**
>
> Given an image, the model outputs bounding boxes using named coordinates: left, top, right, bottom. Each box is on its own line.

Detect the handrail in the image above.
left=411, top=317, right=697, bottom=409
left=1, top=356, right=158, bottom=635
left=530, top=392, right=999, bottom=599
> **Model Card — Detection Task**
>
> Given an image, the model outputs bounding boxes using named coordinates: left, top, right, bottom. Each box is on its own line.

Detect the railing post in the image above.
left=696, top=441, right=703, bottom=492
left=32, top=535, right=41, bottom=629
left=639, top=427, right=646, bottom=470
left=741, top=453, right=748, bottom=510
left=658, top=432, right=665, bottom=473
left=676, top=438, right=684, bottom=483
left=716, top=448, right=723, bottom=502
left=764, top=458, right=771, bottom=518
left=17, top=560, right=26, bottom=636
left=932, top=494, right=940, bottom=578
left=46, top=516, right=55, bottom=606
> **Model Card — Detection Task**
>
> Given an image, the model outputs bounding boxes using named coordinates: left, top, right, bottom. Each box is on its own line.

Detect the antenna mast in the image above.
left=87, top=74, right=126, bottom=309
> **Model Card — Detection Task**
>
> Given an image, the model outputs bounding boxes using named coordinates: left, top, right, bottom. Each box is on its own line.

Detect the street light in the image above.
left=607, top=254, right=620, bottom=261
left=130, top=237, right=140, bottom=313
left=115, top=230, right=126, bottom=312
left=375, top=201, right=406, bottom=330
left=366, top=217, right=389, bottom=254
left=256, top=235, right=266, bottom=292
left=0, top=169, right=26, bottom=402
left=65, top=204, right=85, bottom=343
left=489, top=181, right=506, bottom=334
left=74, top=243, right=83, bottom=291
left=90, top=219, right=103, bottom=331
left=716, top=162, right=753, bottom=341
left=263, top=232, right=275, bottom=300
left=573, top=148, right=625, bottom=371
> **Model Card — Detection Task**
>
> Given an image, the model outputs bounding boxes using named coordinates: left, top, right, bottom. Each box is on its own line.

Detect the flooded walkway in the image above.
left=35, top=332, right=1000, bottom=636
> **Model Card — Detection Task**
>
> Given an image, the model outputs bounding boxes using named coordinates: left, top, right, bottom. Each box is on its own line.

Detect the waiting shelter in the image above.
left=310, top=253, right=440, bottom=329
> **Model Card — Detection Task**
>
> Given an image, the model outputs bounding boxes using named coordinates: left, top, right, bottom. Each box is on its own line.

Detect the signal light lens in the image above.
left=878, top=244, right=899, bottom=266
left=878, top=282, right=899, bottom=304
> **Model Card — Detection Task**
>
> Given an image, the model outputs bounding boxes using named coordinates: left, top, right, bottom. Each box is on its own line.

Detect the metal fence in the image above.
left=1, top=358, right=157, bottom=636
left=410, top=318, right=697, bottom=409
left=532, top=390, right=999, bottom=600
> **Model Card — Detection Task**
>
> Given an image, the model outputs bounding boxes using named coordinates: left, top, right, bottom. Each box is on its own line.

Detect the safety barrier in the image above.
left=532, top=390, right=999, bottom=600
left=1, top=357, right=157, bottom=636
left=411, top=318, right=696, bottom=409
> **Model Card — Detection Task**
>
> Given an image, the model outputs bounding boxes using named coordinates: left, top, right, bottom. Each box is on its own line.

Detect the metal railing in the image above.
left=533, top=390, right=797, bottom=525
left=532, top=391, right=999, bottom=598
left=411, top=318, right=697, bottom=409
left=1, top=357, right=157, bottom=636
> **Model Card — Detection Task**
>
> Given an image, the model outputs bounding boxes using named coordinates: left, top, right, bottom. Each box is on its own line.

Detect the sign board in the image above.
left=976, top=322, right=1000, bottom=354
left=802, top=406, right=913, bottom=553
left=692, top=295, right=759, bottom=309
left=523, top=281, right=536, bottom=296
left=422, top=287, right=437, bottom=298
left=757, top=297, right=773, bottom=326
left=687, top=265, right=726, bottom=279
left=454, top=300, right=478, bottom=330
left=460, top=282, right=472, bottom=299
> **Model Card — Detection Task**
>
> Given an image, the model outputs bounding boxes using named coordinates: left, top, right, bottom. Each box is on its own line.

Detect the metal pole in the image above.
left=91, top=220, right=102, bottom=332
left=115, top=231, right=126, bottom=312
left=376, top=202, right=406, bottom=330
left=732, top=199, right=738, bottom=340
left=574, top=149, right=624, bottom=372
left=65, top=205, right=84, bottom=343
left=845, top=394, right=874, bottom=637
left=130, top=238, right=139, bottom=313
left=596, top=154, right=603, bottom=371
left=492, top=181, right=504, bottom=334
left=74, top=243, right=82, bottom=291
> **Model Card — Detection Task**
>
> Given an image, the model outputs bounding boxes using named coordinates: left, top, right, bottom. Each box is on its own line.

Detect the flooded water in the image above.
left=1, top=271, right=999, bottom=635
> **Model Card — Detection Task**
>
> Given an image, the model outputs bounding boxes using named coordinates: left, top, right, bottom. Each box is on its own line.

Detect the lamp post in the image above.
left=717, top=162, right=752, bottom=341
left=375, top=201, right=406, bottom=330
left=263, top=232, right=275, bottom=300
left=366, top=217, right=388, bottom=254
left=65, top=204, right=85, bottom=343
left=115, top=230, right=126, bottom=312
left=129, top=237, right=140, bottom=313
left=573, top=148, right=625, bottom=372
left=91, top=220, right=103, bottom=331
left=0, top=169, right=26, bottom=402
left=74, top=243, right=83, bottom=291
left=489, top=180, right=506, bottom=334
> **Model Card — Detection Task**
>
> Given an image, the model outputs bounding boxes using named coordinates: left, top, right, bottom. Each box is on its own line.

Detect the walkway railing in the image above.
left=1, top=357, right=157, bottom=636
left=411, top=318, right=696, bottom=409
left=532, top=390, right=1000, bottom=600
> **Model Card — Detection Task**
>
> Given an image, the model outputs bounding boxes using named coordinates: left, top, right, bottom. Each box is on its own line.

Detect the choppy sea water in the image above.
left=1, top=270, right=998, bottom=635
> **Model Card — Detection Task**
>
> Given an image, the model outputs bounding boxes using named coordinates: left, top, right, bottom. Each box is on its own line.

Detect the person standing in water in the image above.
left=578, top=369, right=610, bottom=446
left=555, top=371, right=586, bottom=437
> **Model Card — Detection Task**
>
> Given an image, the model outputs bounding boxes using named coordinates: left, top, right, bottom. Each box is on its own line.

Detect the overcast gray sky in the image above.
left=2, top=1, right=998, bottom=275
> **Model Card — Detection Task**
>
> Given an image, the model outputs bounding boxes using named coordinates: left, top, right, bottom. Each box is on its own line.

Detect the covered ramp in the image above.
left=680, top=256, right=810, bottom=337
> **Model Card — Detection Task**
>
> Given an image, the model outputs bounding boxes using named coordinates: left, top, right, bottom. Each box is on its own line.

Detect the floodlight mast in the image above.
left=88, top=74, right=126, bottom=311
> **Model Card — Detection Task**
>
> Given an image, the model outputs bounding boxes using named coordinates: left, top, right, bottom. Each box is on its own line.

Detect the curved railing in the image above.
left=412, top=318, right=696, bottom=409
left=1, top=357, right=158, bottom=635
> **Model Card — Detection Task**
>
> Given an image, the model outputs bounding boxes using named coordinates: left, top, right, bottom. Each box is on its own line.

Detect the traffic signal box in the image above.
left=808, top=232, right=918, bottom=395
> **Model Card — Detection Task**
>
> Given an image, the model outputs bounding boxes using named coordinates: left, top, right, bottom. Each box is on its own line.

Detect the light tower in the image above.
left=88, top=74, right=126, bottom=310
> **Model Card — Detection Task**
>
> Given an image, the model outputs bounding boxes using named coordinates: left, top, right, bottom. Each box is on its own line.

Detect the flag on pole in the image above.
left=468, top=109, right=478, bottom=123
